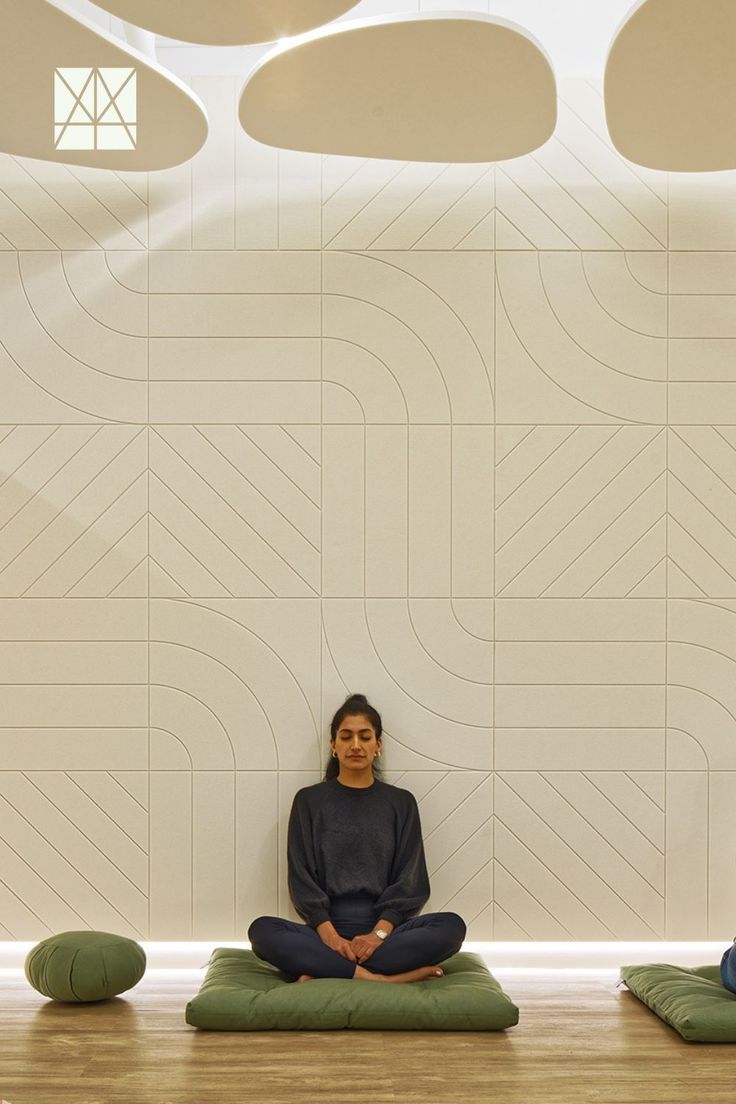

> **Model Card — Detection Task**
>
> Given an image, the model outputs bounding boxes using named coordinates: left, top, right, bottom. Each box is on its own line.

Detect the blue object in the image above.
left=720, top=943, right=736, bottom=993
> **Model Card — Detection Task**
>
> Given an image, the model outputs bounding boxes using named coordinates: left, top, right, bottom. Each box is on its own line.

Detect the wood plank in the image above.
left=2, top=970, right=736, bottom=1104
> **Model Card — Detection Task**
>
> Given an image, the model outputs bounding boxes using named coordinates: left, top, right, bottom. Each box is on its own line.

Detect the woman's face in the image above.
left=331, top=714, right=381, bottom=771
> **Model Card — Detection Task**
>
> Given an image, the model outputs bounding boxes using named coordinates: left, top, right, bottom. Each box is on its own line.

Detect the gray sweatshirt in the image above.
left=287, top=777, right=430, bottom=928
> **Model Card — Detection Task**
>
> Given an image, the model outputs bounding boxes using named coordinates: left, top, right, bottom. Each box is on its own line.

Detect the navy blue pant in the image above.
left=721, top=943, right=736, bottom=992
left=248, top=900, right=466, bottom=980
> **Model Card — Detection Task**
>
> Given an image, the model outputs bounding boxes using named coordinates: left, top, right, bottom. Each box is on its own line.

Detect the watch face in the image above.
left=375, top=928, right=388, bottom=940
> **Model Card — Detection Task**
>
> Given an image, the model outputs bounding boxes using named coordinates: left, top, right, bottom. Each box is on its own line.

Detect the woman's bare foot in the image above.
left=353, top=964, right=443, bottom=984
left=296, top=974, right=314, bottom=983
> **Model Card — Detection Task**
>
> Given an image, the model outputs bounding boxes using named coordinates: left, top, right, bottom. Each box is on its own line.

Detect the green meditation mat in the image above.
left=621, top=964, right=736, bottom=1042
left=186, top=948, right=519, bottom=1031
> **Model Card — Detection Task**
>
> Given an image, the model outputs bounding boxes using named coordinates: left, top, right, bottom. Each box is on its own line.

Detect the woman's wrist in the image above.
left=375, top=918, right=395, bottom=935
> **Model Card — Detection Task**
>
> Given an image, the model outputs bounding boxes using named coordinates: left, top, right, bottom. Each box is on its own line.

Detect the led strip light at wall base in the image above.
left=0, top=942, right=730, bottom=970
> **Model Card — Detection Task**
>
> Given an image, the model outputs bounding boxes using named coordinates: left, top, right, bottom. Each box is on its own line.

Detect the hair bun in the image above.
left=347, top=692, right=368, bottom=705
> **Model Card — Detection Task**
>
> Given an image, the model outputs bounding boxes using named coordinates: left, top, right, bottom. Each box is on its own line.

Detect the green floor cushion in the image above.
left=186, top=948, right=519, bottom=1031
left=25, top=930, right=146, bottom=1003
left=621, top=964, right=736, bottom=1042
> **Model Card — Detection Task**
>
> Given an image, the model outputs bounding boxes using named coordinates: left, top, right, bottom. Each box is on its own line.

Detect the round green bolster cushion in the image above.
left=25, top=930, right=146, bottom=1002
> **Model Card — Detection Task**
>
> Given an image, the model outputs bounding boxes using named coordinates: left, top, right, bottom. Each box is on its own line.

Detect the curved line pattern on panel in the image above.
left=21, top=253, right=146, bottom=378
left=60, top=254, right=146, bottom=337
left=362, top=254, right=492, bottom=401
left=668, top=600, right=736, bottom=768
left=531, top=257, right=657, bottom=375
left=623, top=253, right=668, bottom=296
left=667, top=726, right=710, bottom=771
left=327, top=293, right=451, bottom=421
left=322, top=600, right=491, bottom=769
left=362, top=602, right=490, bottom=728
left=448, top=600, right=494, bottom=643
left=322, top=381, right=367, bottom=423
left=158, top=644, right=279, bottom=772
left=405, top=601, right=492, bottom=685
left=324, top=251, right=492, bottom=423
left=0, top=255, right=144, bottom=421
left=150, top=725, right=194, bottom=771
left=668, top=686, right=736, bottom=770
left=103, top=253, right=147, bottom=295
left=188, top=600, right=320, bottom=744
left=579, top=254, right=666, bottom=341
left=323, top=337, right=409, bottom=423
left=149, top=685, right=234, bottom=770
left=496, top=253, right=666, bottom=423
left=152, top=600, right=319, bottom=769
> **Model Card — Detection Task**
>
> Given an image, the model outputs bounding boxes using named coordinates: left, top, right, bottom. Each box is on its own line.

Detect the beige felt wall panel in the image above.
left=322, top=425, right=493, bottom=596
left=0, top=156, right=147, bottom=250
left=0, top=43, right=735, bottom=939
left=322, top=160, right=493, bottom=251
left=381, top=770, right=494, bottom=939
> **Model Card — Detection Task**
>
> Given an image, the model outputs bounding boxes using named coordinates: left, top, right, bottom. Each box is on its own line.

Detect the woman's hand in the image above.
left=350, top=932, right=385, bottom=964
left=316, top=921, right=356, bottom=962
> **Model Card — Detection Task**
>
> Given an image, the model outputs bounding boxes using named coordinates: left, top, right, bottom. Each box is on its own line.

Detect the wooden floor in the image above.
left=3, top=968, right=736, bottom=1104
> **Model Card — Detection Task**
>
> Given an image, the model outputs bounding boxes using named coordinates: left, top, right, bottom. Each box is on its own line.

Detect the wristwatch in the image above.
left=374, top=927, right=389, bottom=940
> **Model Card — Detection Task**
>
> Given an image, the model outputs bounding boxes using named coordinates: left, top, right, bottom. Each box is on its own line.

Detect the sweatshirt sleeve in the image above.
left=287, top=789, right=331, bottom=928
left=373, top=793, right=430, bottom=927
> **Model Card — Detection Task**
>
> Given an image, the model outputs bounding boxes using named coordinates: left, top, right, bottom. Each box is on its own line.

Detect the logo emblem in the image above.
left=54, top=67, right=137, bottom=150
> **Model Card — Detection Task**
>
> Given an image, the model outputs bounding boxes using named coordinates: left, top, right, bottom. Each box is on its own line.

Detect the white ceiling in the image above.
left=68, top=0, right=637, bottom=78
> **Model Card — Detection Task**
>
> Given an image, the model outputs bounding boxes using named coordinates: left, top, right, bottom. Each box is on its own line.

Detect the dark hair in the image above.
left=324, top=693, right=383, bottom=780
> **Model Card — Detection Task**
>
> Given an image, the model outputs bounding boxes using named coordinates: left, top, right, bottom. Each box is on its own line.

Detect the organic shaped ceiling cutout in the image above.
left=91, top=0, right=361, bottom=46
left=238, top=12, right=557, bottom=163
left=1, top=0, right=207, bottom=170
left=605, top=0, right=736, bottom=171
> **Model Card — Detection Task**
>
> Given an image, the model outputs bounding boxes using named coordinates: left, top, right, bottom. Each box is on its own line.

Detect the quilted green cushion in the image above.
left=25, top=930, right=146, bottom=1003
left=621, top=963, right=736, bottom=1042
left=186, top=948, right=518, bottom=1031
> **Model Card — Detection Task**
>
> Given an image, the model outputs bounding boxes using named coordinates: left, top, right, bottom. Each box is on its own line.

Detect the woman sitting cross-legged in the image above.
left=248, top=693, right=466, bottom=984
